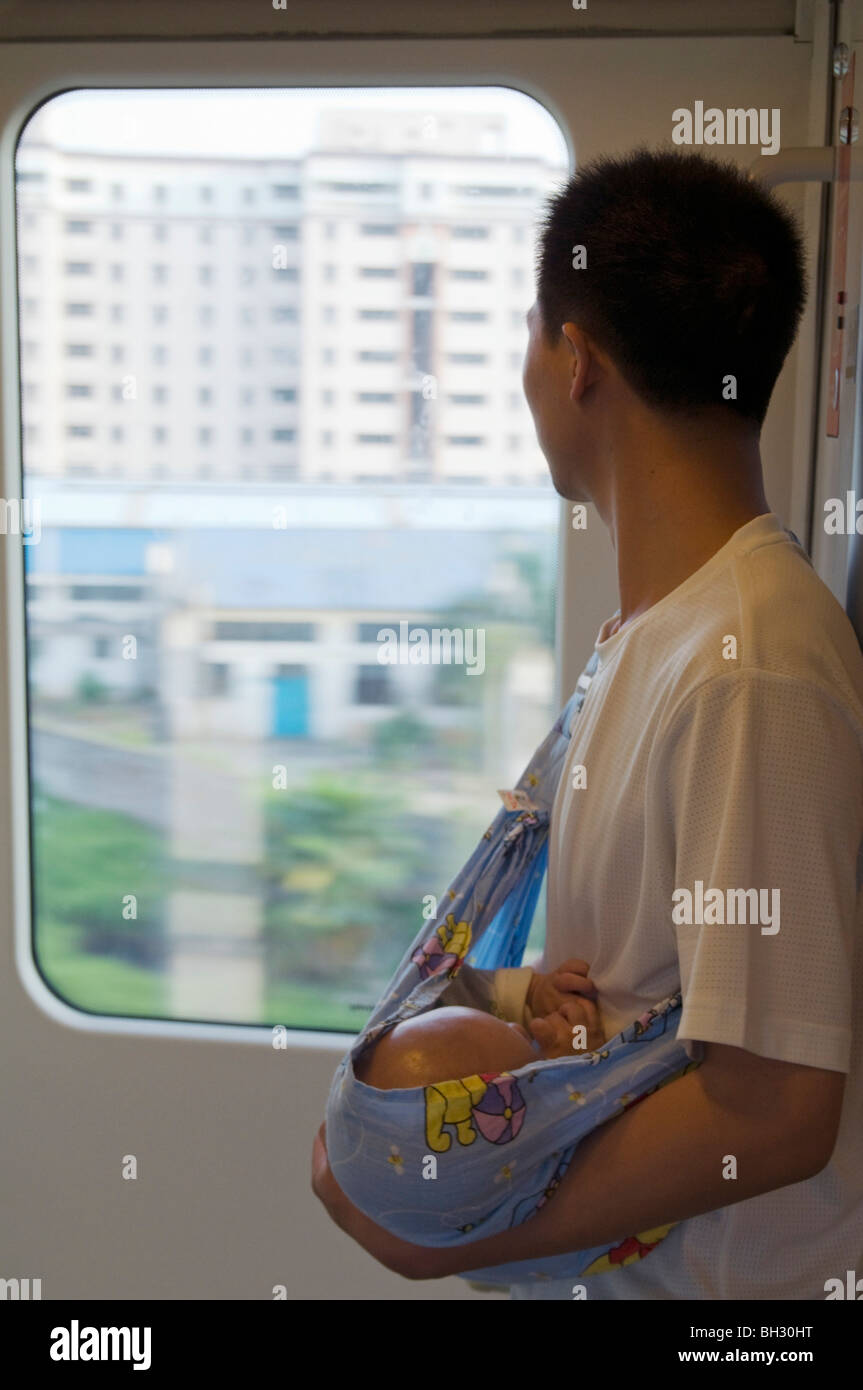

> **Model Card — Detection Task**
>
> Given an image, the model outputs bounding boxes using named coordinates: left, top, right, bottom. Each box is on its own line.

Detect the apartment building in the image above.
left=15, top=109, right=566, bottom=486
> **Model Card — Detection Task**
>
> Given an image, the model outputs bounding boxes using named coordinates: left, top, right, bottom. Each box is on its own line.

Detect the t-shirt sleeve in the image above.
left=660, top=669, right=863, bottom=1072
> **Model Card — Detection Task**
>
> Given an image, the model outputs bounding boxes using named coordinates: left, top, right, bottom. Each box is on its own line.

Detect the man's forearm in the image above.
left=419, top=1043, right=844, bottom=1277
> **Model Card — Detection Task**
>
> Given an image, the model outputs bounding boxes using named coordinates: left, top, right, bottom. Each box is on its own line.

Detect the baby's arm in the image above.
left=492, top=956, right=599, bottom=1030
left=438, top=958, right=599, bottom=1035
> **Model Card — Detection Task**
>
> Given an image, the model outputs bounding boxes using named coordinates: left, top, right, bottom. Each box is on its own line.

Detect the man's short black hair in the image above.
left=536, top=147, right=807, bottom=425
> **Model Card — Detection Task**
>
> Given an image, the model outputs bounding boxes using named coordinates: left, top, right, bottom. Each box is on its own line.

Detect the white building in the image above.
left=15, top=110, right=566, bottom=486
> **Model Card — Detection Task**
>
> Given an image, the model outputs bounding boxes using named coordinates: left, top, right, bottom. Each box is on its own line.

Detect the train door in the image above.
left=0, top=2, right=854, bottom=1301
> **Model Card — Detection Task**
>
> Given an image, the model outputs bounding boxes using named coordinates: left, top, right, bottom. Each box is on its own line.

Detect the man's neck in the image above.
left=593, top=410, right=769, bottom=629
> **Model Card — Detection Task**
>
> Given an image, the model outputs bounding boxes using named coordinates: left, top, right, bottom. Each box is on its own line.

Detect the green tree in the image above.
left=371, top=709, right=435, bottom=765
left=76, top=672, right=109, bottom=705
left=262, top=773, right=438, bottom=986
left=31, top=790, right=165, bottom=967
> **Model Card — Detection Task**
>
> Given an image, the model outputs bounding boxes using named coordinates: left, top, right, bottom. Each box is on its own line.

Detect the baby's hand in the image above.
left=527, top=957, right=598, bottom=1020
left=530, top=996, right=605, bottom=1059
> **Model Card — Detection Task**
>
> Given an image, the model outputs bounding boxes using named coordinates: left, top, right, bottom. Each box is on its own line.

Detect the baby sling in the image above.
left=326, top=646, right=699, bottom=1289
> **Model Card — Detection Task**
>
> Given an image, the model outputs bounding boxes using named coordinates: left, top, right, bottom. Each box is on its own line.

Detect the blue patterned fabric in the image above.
left=325, top=650, right=696, bottom=1285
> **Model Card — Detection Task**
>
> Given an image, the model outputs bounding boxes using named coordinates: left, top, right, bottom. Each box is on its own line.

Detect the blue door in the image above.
left=272, top=669, right=309, bottom=737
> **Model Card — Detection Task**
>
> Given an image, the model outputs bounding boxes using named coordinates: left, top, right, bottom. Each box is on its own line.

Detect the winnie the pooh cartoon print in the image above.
left=424, top=1072, right=526, bottom=1153
left=411, top=914, right=472, bottom=981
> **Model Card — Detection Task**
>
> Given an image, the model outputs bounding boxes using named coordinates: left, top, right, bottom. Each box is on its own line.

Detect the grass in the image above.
left=31, top=791, right=395, bottom=1031
left=262, top=979, right=367, bottom=1034
left=35, top=916, right=165, bottom=1018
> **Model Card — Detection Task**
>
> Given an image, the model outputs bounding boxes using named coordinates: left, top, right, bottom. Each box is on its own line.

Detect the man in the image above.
left=313, top=148, right=863, bottom=1300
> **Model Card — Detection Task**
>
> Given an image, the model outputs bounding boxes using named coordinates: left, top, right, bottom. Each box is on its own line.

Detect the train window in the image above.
left=16, top=87, right=568, bottom=1030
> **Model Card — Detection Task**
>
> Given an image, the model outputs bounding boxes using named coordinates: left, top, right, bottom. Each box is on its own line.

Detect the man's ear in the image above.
left=562, top=323, right=600, bottom=404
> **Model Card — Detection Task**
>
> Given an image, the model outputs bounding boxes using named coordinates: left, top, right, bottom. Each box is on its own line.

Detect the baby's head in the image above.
left=354, top=1005, right=540, bottom=1091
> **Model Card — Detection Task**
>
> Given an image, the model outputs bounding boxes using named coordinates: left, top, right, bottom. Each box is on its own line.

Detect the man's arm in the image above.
left=312, top=1040, right=845, bottom=1279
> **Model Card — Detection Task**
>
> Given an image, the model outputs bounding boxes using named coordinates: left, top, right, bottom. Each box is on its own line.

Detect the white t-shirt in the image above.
left=511, top=511, right=863, bottom=1300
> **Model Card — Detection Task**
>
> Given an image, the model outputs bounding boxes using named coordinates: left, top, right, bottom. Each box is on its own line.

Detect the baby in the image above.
left=331, top=959, right=683, bottom=1275
left=355, top=958, right=604, bottom=1090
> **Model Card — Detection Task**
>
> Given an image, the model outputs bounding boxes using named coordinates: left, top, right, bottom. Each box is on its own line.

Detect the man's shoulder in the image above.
left=617, top=532, right=863, bottom=733
left=719, top=532, right=863, bottom=715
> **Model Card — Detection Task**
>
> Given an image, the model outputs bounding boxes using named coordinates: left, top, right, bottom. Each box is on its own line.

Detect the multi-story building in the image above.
left=16, top=146, right=303, bottom=483
left=15, top=109, right=566, bottom=486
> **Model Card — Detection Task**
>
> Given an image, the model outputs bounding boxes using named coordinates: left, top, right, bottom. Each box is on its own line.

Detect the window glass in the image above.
left=17, top=87, right=568, bottom=1029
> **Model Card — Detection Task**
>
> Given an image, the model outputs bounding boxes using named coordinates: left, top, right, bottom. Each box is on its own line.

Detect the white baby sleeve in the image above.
left=438, top=965, right=534, bottom=1025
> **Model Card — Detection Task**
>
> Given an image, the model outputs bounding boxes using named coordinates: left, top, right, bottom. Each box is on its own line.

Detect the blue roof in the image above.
left=26, top=528, right=162, bottom=576
left=24, top=513, right=557, bottom=612
left=176, top=528, right=506, bottom=609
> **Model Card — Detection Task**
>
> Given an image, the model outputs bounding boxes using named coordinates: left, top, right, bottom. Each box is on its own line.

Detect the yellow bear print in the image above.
left=424, top=1075, right=489, bottom=1153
